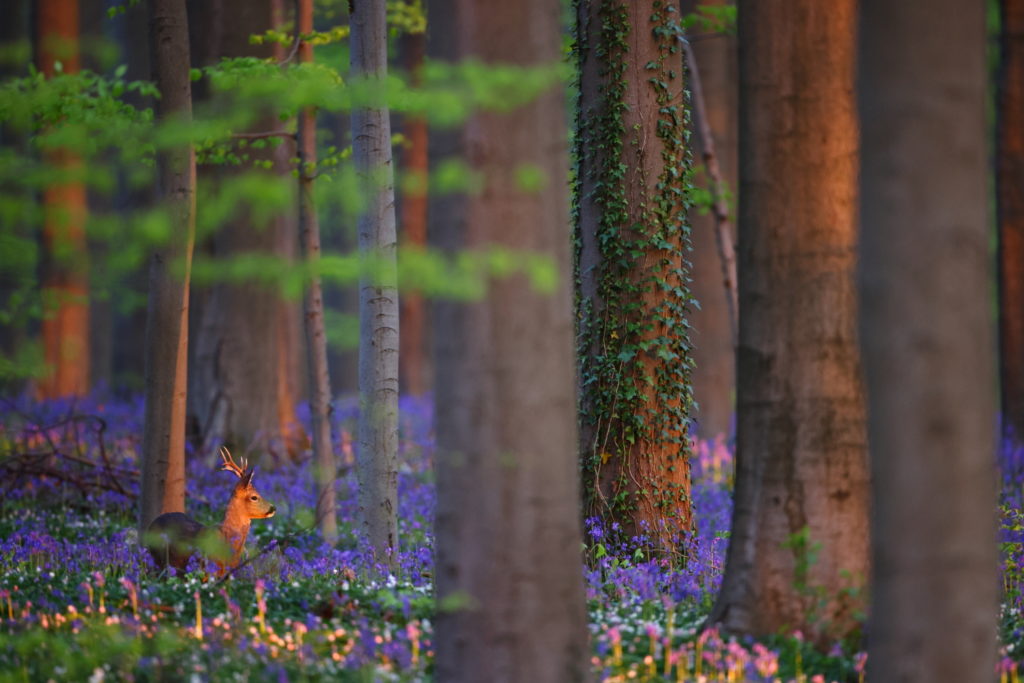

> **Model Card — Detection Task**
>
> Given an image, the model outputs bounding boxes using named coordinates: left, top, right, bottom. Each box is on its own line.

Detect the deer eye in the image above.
left=250, top=495, right=259, bottom=501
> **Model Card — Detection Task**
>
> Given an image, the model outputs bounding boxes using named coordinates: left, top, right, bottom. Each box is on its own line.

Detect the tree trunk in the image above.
left=139, top=0, right=196, bottom=534
left=352, top=0, right=400, bottom=565
left=297, top=0, right=338, bottom=544
left=398, top=29, right=430, bottom=398
left=575, top=0, right=696, bottom=554
left=859, top=0, right=997, bottom=678
left=679, top=5, right=737, bottom=440
left=705, top=0, right=868, bottom=643
left=271, top=0, right=305, bottom=461
left=36, top=0, right=90, bottom=400
left=188, top=0, right=303, bottom=462
left=432, top=2, right=590, bottom=681
left=1001, top=0, right=1024, bottom=449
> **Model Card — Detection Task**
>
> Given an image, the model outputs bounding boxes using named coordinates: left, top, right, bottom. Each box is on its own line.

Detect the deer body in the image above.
left=146, top=449, right=276, bottom=575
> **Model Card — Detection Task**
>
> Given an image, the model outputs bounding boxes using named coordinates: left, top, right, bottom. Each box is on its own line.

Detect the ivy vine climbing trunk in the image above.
left=704, top=0, right=869, bottom=643
left=352, top=0, right=400, bottom=566
left=1000, top=0, right=1024, bottom=450
left=139, top=0, right=195, bottom=534
left=36, top=0, right=90, bottom=400
left=574, top=0, right=697, bottom=555
left=297, top=0, right=338, bottom=544
left=432, top=1, right=590, bottom=679
left=860, top=0, right=998, bottom=678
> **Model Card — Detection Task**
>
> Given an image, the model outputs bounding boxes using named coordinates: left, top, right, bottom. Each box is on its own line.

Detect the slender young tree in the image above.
left=859, top=0, right=998, bottom=678
left=575, top=0, right=697, bottom=553
left=680, top=0, right=737, bottom=441
left=297, top=0, right=338, bottom=544
left=352, top=0, right=400, bottom=565
left=705, top=0, right=869, bottom=642
left=36, top=0, right=90, bottom=399
left=139, top=0, right=196, bottom=533
left=1000, top=0, right=1024, bottom=449
left=432, top=0, right=590, bottom=679
left=271, top=0, right=304, bottom=461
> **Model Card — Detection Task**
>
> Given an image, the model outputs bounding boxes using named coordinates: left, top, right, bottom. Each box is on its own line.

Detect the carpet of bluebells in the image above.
left=0, top=394, right=1020, bottom=681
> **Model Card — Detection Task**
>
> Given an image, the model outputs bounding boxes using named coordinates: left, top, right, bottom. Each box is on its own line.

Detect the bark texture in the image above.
left=398, top=29, right=430, bottom=398
left=679, top=5, right=737, bottom=440
left=859, top=0, right=998, bottom=678
left=576, top=0, right=696, bottom=553
left=36, top=0, right=90, bottom=399
left=706, top=0, right=869, bottom=642
left=297, top=0, right=338, bottom=544
left=140, top=0, right=196, bottom=534
left=1001, top=0, right=1024, bottom=447
left=432, top=1, right=590, bottom=680
left=352, top=0, right=400, bottom=564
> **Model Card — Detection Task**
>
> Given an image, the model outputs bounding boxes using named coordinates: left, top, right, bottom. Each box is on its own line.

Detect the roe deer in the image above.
left=146, top=447, right=276, bottom=576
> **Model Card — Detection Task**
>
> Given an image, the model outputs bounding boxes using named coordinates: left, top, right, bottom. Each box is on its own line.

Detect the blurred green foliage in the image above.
left=0, top=14, right=569, bottom=384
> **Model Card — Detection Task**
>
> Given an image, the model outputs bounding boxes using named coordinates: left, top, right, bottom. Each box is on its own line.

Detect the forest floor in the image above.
left=0, top=394, right=1018, bottom=681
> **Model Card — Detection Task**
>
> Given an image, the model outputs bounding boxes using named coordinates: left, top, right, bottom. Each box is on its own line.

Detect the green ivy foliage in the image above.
left=572, top=0, right=698, bottom=545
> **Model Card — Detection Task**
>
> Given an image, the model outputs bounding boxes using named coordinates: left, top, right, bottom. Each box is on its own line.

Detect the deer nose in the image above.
left=268, top=505, right=277, bottom=515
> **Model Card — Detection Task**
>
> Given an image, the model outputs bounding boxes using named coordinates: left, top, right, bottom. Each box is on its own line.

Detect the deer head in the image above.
left=220, top=447, right=276, bottom=520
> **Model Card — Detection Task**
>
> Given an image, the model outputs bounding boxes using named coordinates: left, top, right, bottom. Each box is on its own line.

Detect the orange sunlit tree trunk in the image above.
left=705, top=0, right=869, bottom=643
left=399, top=28, right=430, bottom=397
left=1000, top=0, right=1024, bottom=448
left=36, top=0, right=89, bottom=399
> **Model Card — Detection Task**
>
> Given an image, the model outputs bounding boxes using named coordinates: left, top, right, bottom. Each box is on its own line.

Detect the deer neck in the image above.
left=218, top=497, right=252, bottom=566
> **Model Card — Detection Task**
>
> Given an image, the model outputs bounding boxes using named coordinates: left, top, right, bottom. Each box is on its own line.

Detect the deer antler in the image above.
left=219, top=447, right=249, bottom=478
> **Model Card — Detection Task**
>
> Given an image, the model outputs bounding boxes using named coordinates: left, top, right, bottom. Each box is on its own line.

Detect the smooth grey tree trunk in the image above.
left=859, top=1, right=998, bottom=679
left=706, top=0, right=869, bottom=643
left=139, top=0, right=195, bottom=535
left=432, top=1, right=590, bottom=681
left=351, top=0, right=400, bottom=566
left=297, top=0, right=337, bottom=544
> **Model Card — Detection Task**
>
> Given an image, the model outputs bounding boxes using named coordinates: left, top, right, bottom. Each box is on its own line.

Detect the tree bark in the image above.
left=297, top=0, right=338, bottom=544
left=398, top=29, right=430, bottom=398
left=1001, top=0, right=1024, bottom=448
left=36, top=0, right=90, bottom=400
left=859, top=0, right=997, bottom=678
left=140, top=0, right=196, bottom=534
left=352, top=0, right=400, bottom=565
left=705, top=0, right=869, bottom=643
left=677, top=9, right=737, bottom=440
left=575, top=0, right=696, bottom=554
left=432, top=3, right=590, bottom=681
